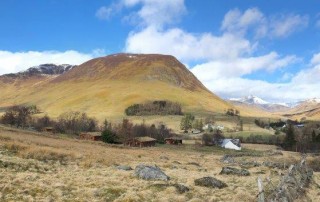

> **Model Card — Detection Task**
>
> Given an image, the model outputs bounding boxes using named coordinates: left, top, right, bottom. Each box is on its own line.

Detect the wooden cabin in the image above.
left=124, top=136, right=156, bottom=147
left=165, top=137, right=183, bottom=145
left=79, top=132, right=102, bottom=141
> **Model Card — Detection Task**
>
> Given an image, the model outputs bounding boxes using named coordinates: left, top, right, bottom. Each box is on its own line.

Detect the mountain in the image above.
left=230, top=95, right=269, bottom=105
left=283, top=98, right=320, bottom=119
left=3, top=64, right=74, bottom=78
left=0, top=53, right=233, bottom=120
left=229, top=95, right=290, bottom=112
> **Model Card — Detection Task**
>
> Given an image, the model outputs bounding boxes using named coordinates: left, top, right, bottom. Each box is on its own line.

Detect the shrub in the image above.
left=101, top=129, right=118, bottom=144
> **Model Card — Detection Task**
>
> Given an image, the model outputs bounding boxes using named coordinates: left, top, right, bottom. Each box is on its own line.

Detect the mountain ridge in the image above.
left=0, top=53, right=232, bottom=120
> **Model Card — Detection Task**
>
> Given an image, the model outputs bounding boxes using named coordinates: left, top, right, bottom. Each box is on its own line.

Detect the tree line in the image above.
left=125, top=100, right=183, bottom=116
left=0, top=105, right=172, bottom=144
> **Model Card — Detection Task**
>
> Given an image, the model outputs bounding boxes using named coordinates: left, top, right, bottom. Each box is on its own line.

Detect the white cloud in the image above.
left=311, top=53, right=320, bottom=65
left=124, top=0, right=186, bottom=28
left=97, top=0, right=186, bottom=28
left=221, top=8, right=267, bottom=38
left=0, top=50, right=102, bottom=75
left=191, top=52, right=297, bottom=81
left=269, top=14, right=309, bottom=38
left=96, top=6, right=114, bottom=20
left=221, top=8, right=309, bottom=39
left=126, top=26, right=253, bottom=62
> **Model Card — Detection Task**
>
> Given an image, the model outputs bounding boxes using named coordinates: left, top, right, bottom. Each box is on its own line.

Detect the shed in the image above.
left=124, top=136, right=156, bottom=147
left=165, top=137, right=183, bottom=145
left=221, top=139, right=241, bottom=150
left=79, top=132, right=102, bottom=141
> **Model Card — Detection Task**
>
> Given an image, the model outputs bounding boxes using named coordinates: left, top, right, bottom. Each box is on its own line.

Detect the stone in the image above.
left=220, top=167, right=250, bottom=176
left=116, top=165, right=133, bottom=171
left=173, top=184, right=189, bottom=194
left=194, top=177, right=227, bottom=189
left=134, top=164, right=170, bottom=181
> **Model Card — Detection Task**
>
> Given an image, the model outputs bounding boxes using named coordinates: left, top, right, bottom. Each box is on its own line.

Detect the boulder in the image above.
left=134, top=164, right=170, bottom=181
left=220, top=167, right=250, bottom=176
left=173, top=184, right=189, bottom=194
left=116, top=165, right=133, bottom=171
left=194, top=177, right=227, bottom=189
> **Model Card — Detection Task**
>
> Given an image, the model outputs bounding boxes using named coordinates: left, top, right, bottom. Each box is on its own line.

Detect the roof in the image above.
left=165, top=137, right=183, bottom=140
left=81, top=132, right=102, bottom=136
left=221, top=139, right=241, bottom=149
left=135, top=136, right=157, bottom=142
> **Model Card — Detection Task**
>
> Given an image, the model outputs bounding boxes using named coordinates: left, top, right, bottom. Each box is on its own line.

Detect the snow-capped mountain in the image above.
left=2, top=64, right=75, bottom=78
left=230, top=95, right=269, bottom=105
left=228, top=95, right=320, bottom=113
left=228, top=95, right=290, bottom=112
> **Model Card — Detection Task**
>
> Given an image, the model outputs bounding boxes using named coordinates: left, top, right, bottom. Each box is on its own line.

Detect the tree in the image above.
left=101, top=129, right=118, bottom=144
left=0, top=105, right=34, bottom=128
left=55, top=111, right=97, bottom=134
left=180, top=113, right=194, bottom=132
left=284, top=124, right=296, bottom=150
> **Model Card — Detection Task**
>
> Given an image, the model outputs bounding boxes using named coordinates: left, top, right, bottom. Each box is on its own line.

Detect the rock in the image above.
left=240, top=161, right=261, bottom=168
left=116, top=165, right=133, bottom=171
left=262, top=161, right=289, bottom=170
left=220, top=155, right=235, bottom=164
left=194, top=177, right=227, bottom=189
left=220, top=167, right=250, bottom=176
left=173, top=184, right=189, bottom=194
left=134, top=164, right=170, bottom=181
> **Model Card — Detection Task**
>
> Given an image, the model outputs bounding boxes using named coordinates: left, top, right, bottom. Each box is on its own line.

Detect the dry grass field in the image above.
left=1, top=125, right=320, bottom=202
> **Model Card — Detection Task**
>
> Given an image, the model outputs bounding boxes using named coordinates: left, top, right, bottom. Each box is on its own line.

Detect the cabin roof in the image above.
left=81, top=132, right=101, bottom=136
left=135, top=136, right=156, bottom=142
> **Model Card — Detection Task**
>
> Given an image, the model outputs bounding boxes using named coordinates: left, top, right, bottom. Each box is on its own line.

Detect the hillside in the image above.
left=282, top=99, right=320, bottom=120
left=0, top=54, right=234, bottom=120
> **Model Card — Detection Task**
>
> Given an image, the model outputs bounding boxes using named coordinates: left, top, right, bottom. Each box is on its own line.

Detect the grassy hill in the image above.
left=0, top=54, right=234, bottom=121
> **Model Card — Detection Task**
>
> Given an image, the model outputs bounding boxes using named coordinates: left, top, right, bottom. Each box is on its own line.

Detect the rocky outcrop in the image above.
left=194, top=177, right=227, bottom=189
left=220, top=167, right=250, bottom=176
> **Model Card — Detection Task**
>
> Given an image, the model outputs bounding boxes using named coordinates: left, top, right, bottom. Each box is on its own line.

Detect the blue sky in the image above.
left=1, top=0, right=320, bottom=102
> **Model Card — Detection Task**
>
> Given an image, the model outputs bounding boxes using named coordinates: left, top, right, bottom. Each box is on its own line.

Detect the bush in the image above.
left=101, top=129, right=118, bottom=144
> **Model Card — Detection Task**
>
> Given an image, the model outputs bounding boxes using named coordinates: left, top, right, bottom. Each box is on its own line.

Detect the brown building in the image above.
left=79, top=132, right=102, bottom=141
left=165, top=137, right=183, bottom=145
left=124, top=136, right=157, bottom=147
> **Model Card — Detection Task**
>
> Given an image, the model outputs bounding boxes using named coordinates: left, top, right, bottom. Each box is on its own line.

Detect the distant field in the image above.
left=0, top=125, right=319, bottom=201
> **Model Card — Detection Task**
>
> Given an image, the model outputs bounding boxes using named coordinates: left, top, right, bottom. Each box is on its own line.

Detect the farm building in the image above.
left=220, top=139, right=241, bottom=150
left=124, top=136, right=156, bottom=147
left=165, top=137, right=183, bottom=145
left=79, top=132, right=102, bottom=141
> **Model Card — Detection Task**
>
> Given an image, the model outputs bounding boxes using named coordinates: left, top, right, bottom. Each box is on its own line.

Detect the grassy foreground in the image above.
left=0, top=125, right=319, bottom=201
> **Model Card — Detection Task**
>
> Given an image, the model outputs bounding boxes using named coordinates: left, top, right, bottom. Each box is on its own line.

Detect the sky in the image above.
left=1, top=0, right=320, bottom=103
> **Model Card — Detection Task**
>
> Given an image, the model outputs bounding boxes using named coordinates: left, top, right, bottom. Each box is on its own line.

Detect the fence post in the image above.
left=257, top=176, right=265, bottom=202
